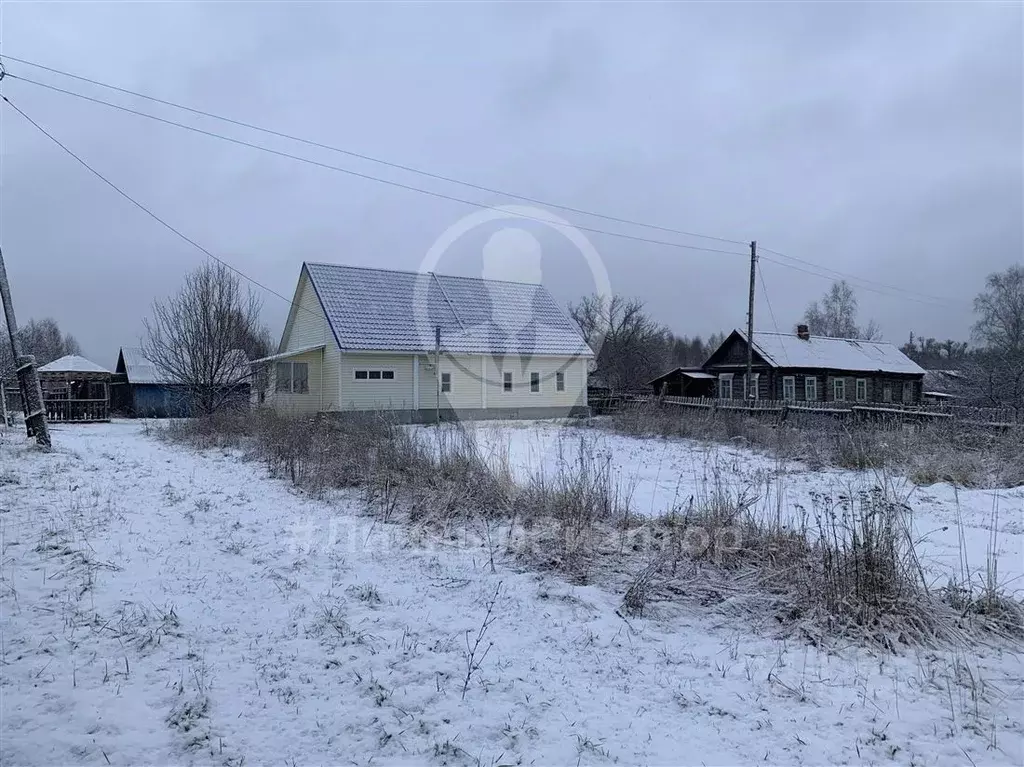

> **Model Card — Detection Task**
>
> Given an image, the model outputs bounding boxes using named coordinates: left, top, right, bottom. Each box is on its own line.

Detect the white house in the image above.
left=253, top=262, right=593, bottom=421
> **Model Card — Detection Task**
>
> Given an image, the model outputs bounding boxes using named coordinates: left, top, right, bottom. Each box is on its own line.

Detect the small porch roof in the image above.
left=249, top=345, right=325, bottom=365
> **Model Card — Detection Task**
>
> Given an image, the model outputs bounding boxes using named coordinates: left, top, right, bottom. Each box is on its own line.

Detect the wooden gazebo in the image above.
left=37, top=355, right=112, bottom=423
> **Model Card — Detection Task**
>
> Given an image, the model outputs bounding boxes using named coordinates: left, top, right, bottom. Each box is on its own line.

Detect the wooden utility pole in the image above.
left=0, top=247, right=51, bottom=448
left=745, top=240, right=757, bottom=402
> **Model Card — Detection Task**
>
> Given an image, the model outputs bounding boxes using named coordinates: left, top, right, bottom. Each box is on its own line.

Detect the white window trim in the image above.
left=782, top=376, right=796, bottom=402
left=441, top=372, right=452, bottom=394
left=353, top=369, right=396, bottom=381
left=805, top=376, right=818, bottom=401
left=718, top=372, right=734, bottom=400
left=556, top=371, right=565, bottom=392
left=833, top=378, right=846, bottom=402
left=276, top=361, right=310, bottom=394
left=743, top=372, right=760, bottom=400
left=530, top=372, right=541, bottom=393
left=855, top=378, right=868, bottom=402
left=502, top=371, right=513, bottom=393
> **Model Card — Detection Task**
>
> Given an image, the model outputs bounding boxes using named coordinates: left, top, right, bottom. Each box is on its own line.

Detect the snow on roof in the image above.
left=37, top=355, right=111, bottom=374
left=743, top=331, right=926, bottom=375
left=118, top=347, right=249, bottom=385
left=647, top=367, right=716, bottom=385
left=118, top=347, right=165, bottom=384
left=304, top=262, right=593, bottom=357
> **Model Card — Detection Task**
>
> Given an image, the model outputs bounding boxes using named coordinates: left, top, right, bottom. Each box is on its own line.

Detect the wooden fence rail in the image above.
left=602, top=394, right=1020, bottom=427
left=43, top=398, right=110, bottom=423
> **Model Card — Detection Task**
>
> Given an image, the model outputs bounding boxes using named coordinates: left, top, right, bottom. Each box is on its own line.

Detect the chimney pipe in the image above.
left=797, top=324, right=810, bottom=341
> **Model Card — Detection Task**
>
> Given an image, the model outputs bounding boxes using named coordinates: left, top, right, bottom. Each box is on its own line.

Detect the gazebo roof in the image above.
left=38, top=355, right=112, bottom=376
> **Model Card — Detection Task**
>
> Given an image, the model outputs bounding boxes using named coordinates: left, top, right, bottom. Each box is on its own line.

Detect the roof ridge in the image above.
left=305, top=261, right=547, bottom=289
left=754, top=329, right=895, bottom=346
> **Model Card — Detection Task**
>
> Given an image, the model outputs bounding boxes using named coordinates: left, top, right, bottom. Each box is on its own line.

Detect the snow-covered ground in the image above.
left=1, top=421, right=1021, bottom=766
left=464, top=420, right=1024, bottom=593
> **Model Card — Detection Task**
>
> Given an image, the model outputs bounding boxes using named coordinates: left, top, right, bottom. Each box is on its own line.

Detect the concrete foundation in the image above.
left=322, top=405, right=590, bottom=424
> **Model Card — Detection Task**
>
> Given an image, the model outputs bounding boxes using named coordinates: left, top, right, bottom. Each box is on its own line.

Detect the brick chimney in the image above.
left=796, top=324, right=811, bottom=341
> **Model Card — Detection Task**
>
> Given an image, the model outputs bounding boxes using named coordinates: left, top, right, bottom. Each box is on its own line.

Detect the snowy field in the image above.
left=463, top=420, right=1024, bottom=592
left=1, top=420, right=1022, bottom=766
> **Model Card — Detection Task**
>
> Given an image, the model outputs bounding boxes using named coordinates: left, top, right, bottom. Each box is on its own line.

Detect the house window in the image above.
left=883, top=383, right=893, bottom=403
left=833, top=378, right=846, bottom=402
left=441, top=372, right=451, bottom=393
left=354, top=370, right=395, bottom=381
left=782, top=376, right=796, bottom=402
left=856, top=379, right=867, bottom=402
left=503, top=372, right=513, bottom=393
left=275, top=362, right=309, bottom=394
left=556, top=372, right=565, bottom=392
left=275, top=362, right=291, bottom=392
left=744, top=373, right=760, bottom=400
left=718, top=373, right=733, bottom=400
left=530, top=372, right=540, bottom=393
left=902, top=381, right=914, bottom=404
left=805, top=376, right=818, bottom=401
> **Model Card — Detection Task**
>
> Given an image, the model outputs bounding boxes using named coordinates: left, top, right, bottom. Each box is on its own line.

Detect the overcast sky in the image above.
left=0, top=2, right=1020, bottom=367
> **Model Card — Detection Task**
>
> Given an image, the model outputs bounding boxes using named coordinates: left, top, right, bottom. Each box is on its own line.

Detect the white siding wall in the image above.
left=416, top=354, right=484, bottom=411
left=339, top=354, right=416, bottom=411
left=483, top=355, right=588, bottom=409
left=280, top=269, right=341, bottom=410
left=264, top=349, right=324, bottom=415
left=338, top=353, right=588, bottom=413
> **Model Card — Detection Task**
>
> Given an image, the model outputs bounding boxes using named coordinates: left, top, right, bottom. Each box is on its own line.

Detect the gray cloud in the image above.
left=0, top=2, right=1020, bottom=367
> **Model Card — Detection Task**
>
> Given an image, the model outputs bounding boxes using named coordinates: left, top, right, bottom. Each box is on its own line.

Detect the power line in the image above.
left=758, top=254, right=958, bottom=309
left=0, top=93, right=321, bottom=322
left=2, top=54, right=750, bottom=249
left=759, top=244, right=967, bottom=307
left=2, top=56, right=974, bottom=311
left=757, top=266, right=791, bottom=366
left=5, top=72, right=750, bottom=259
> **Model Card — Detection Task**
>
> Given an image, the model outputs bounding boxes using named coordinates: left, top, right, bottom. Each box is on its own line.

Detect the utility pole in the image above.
left=745, top=240, right=757, bottom=403
left=0, top=247, right=51, bottom=448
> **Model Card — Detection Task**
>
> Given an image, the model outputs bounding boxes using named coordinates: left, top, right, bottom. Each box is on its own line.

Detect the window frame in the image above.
left=883, top=383, right=893, bottom=403
left=902, top=381, right=914, bottom=404
left=440, top=372, right=452, bottom=393
left=556, top=371, right=565, bottom=392
left=744, top=372, right=760, bottom=401
left=833, top=377, right=846, bottom=402
left=503, top=371, right=513, bottom=393
left=353, top=369, right=395, bottom=382
left=530, top=372, right=540, bottom=393
left=855, top=378, right=868, bottom=402
left=275, top=361, right=309, bottom=394
left=782, top=376, right=796, bottom=402
left=804, top=376, right=818, bottom=401
left=718, top=373, right=734, bottom=400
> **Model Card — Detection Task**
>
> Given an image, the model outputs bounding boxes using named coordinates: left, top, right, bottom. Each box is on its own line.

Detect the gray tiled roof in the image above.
left=304, top=262, right=593, bottom=357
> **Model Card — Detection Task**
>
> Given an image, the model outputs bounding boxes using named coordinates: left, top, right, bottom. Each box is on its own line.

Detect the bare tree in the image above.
left=969, top=264, right=1024, bottom=413
left=1, top=317, right=82, bottom=380
left=801, top=280, right=880, bottom=340
left=569, top=294, right=669, bottom=391
left=143, top=262, right=267, bottom=415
